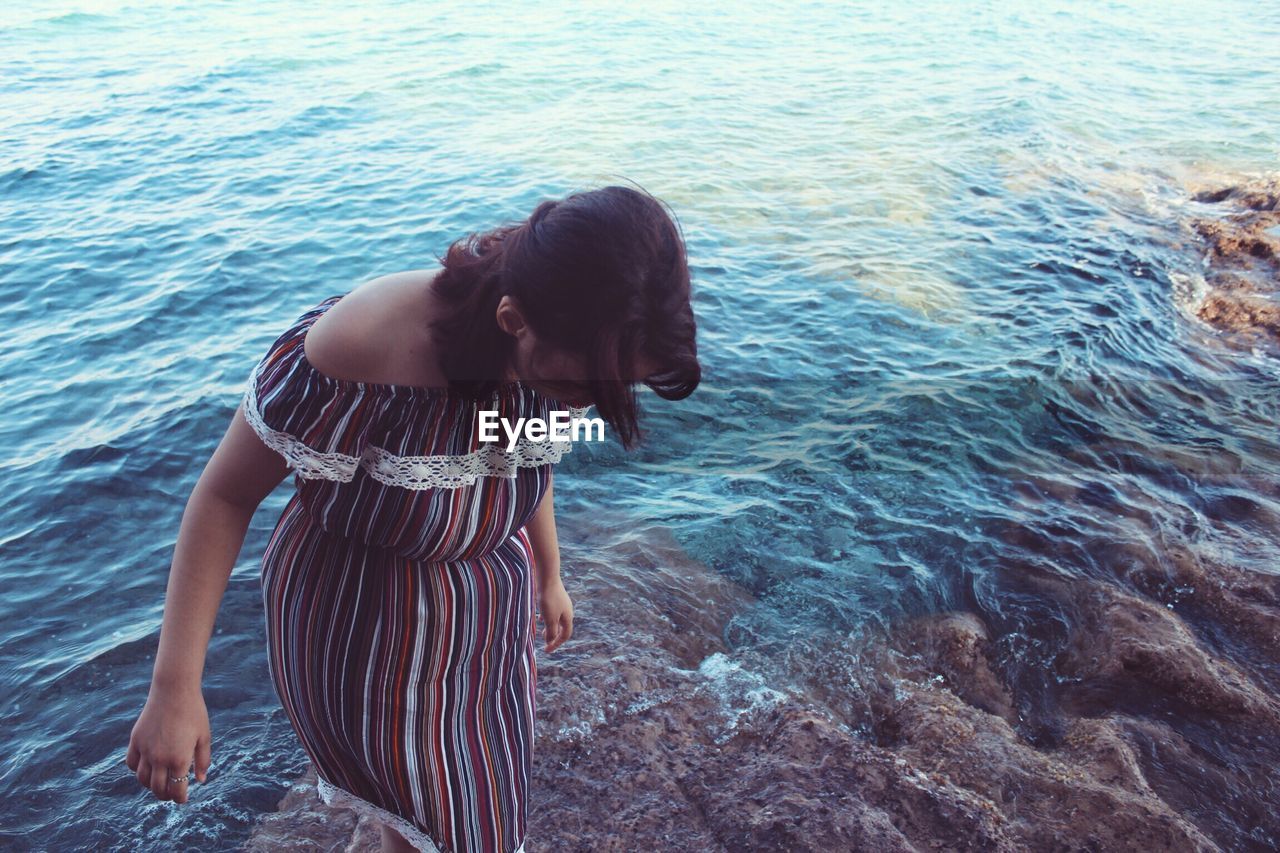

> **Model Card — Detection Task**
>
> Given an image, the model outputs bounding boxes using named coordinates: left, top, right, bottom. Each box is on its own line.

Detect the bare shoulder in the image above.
left=304, top=269, right=445, bottom=387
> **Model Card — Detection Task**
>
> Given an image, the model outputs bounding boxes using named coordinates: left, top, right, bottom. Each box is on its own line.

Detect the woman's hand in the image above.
left=538, top=577, right=574, bottom=653
left=125, top=683, right=212, bottom=804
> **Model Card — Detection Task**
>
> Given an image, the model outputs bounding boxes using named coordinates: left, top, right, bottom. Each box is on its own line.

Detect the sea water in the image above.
left=1, top=0, right=1278, bottom=849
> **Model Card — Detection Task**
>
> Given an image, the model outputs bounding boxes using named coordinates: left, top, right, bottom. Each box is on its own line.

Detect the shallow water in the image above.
left=2, top=1, right=1279, bottom=850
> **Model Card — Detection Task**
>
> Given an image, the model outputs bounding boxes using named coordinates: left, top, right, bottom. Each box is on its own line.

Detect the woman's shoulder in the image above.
left=305, top=270, right=447, bottom=390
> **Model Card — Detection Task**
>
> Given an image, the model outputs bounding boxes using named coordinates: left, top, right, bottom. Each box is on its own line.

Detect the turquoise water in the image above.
left=2, top=0, right=1279, bottom=849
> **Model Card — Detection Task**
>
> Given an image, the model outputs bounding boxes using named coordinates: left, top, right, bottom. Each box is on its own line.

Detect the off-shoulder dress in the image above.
left=240, top=294, right=589, bottom=853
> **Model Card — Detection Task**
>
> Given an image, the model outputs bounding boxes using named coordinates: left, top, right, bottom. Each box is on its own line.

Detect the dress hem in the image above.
left=314, top=774, right=527, bottom=853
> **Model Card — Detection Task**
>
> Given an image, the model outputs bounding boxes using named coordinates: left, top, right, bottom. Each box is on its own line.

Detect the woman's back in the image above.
left=302, top=270, right=446, bottom=390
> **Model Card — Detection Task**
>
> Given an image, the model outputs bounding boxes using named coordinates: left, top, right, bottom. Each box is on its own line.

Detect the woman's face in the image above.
left=497, top=296, right=658, bottom=405
left=520, top=340, right=595, bottom=405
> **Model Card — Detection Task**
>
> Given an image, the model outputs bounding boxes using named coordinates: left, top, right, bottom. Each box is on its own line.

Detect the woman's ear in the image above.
left=495, top=295, right=528, bottom=338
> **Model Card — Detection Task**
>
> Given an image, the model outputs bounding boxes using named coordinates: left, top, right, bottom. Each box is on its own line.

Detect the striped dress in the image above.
left=241, top=294, right=589, bottom=853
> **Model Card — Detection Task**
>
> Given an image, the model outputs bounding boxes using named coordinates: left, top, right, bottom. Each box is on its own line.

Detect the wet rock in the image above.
left=244, top=764, right=381, bottom=852
left=1053, top=580, right=1279, bottom=723
left=683, top=704, right=1010, bottom=852
left=893, top=612, right=1016, bottom=722
left=245, top=515, right=1280, bottom=851
left=1185, top=175, right=1280, bottom=345
left=1196, top=292, right=1280, bottom=342
left=875, top=681, right=1219, bottom=852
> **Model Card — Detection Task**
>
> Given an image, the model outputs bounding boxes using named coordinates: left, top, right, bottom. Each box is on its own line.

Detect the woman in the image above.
left=124, top=184, right=700, bottom=852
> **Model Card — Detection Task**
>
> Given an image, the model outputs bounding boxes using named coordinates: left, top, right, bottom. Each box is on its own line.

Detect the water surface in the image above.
left=2, top=1, right=1278, bottom=849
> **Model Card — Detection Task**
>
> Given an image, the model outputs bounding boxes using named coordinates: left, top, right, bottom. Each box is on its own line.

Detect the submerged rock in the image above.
left=243, top=764, right=381, bottom=852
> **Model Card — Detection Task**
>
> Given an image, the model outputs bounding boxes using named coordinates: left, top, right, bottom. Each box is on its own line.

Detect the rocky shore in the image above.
left=245, top=175, right=1280, bottom=852
left=246, top=516, right=1280, bottom=851
left=1187, top=175, right=1280, bottom=346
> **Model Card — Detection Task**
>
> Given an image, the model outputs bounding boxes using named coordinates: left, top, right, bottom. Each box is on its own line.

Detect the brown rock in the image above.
left=1185, top=175, right=1280, bottom=346
left=244, top=516, right=1280, bottom=851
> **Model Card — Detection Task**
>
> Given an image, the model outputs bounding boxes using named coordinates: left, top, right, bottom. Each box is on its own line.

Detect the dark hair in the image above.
left=428, top=183, right=700, bottom=449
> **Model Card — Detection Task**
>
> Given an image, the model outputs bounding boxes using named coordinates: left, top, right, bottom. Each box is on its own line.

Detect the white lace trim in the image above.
left=316, top=775, right=527, bottom=853
left=316, top=775, right=444, bottom=852
left=362, top=440, right=570, bottom=489
left=243, top=368, right=591, bottom=490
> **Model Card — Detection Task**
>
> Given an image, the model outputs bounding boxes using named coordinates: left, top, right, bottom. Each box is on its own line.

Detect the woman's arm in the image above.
left=127, top=405, right=291, bottom=802
left=525, top=469, right=562, bottom=593
left=151, top=405, right=290, bottom=689
left=525, top=469, right=574, bottom=652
